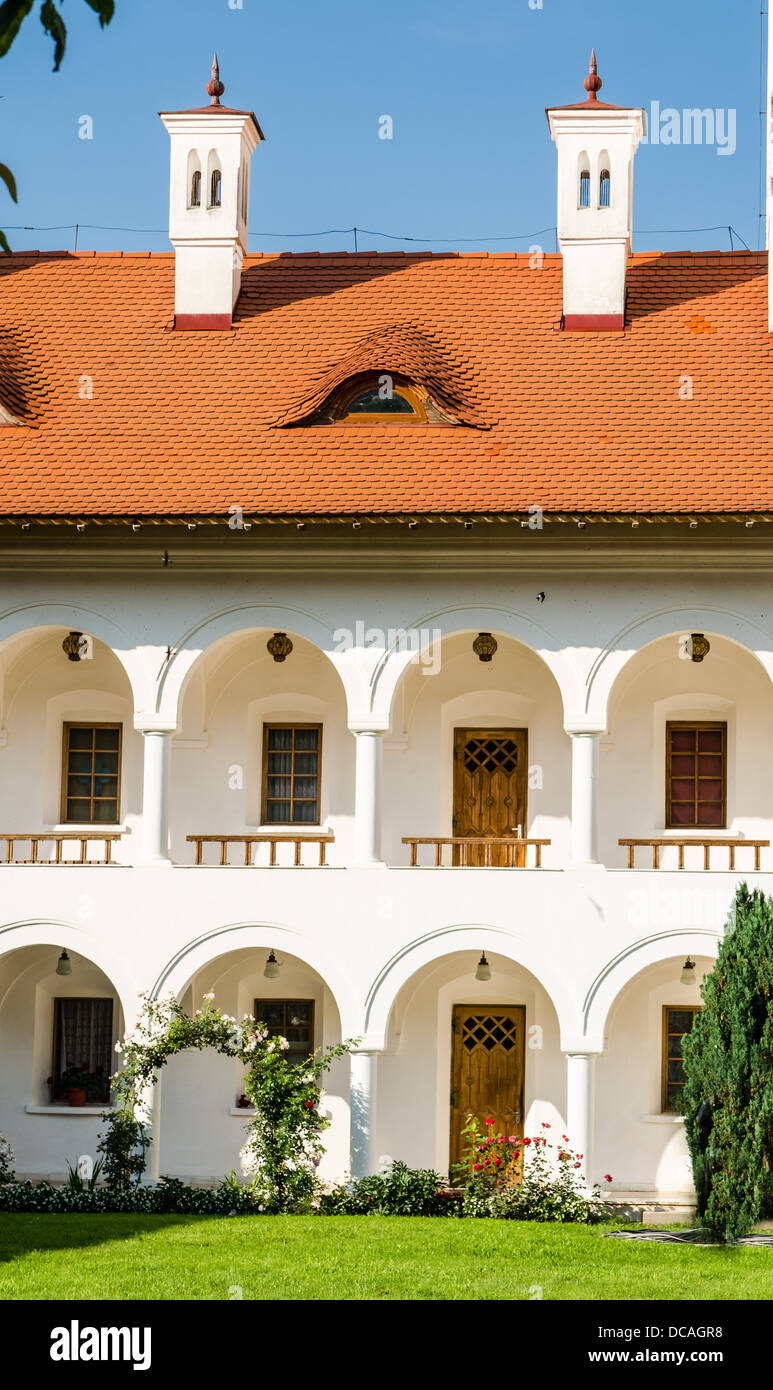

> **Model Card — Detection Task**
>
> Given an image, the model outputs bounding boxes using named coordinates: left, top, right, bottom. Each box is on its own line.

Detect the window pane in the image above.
left=293, top=777, right=318, bottom=799
left=697, top=755, right=723, bottom=777
left=667, top=1059, right=686, bottom=1084
left=94, top=729, right=119, bottom=750
left=68, top=751, right=93, bottom=775
left=267, top=752, right=292, bottom=774
left=68, top=728, right=93, bottom=750
left=294, top=753, right=318, bottom=775
left=66, top=799, right=91, bottom=820
left=698, top=730, right=723, bottom=752
left=671, top=779, right=695, bottom=801
left=267, top=776, right=292, bottom=798
left=670, top=754, right=694, bottom=777
left=293, top=802, right=317, bottom=823
left=258, top=1003, right=284, bottom=1028
left=68, top=776, right=92, bottom=798
left=670, top=730, right=695, bottom=753
left=93, top=800, right=118, bottom=822
left=670, top=802, right=695, bottom=826
left=294, top=729, right=319, bottom=751
left=94, top=752, right=119, bottom=775
left=268, top=729, right=292, bottom=750
left=265, top=801, right=290, bottom=822
left=697, top=803, right=723, bottom=827
left=668, top=1010, right=696, bottom=1033
left=288, top=1003, right=311, bottom=1025
left=345, top=389, right=415, bottom=416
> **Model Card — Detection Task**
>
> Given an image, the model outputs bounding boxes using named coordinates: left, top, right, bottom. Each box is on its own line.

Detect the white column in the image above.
left=568, top=730, right=602, bottom=866
left=350, top=1050, right=379, bottom=1178
left=352, top=730, right=384, bottom=865
left=565, top=1052, right=595, bottom=1184
left=141, top=730, right=172, bottom=864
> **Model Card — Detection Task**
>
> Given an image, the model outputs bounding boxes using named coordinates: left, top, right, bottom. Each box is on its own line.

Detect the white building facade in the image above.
left=1, top=49, right=772, bottom=1200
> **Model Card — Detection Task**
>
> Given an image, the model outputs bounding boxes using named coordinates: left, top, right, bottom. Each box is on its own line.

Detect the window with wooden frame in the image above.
left=662, top=1005, right=701, bottom=1112
left=666, top=722, right=726, bottom=829
left=334, top=374, right=429, bottom=423
left=61, top=723, right=122, bottom=824
left=261, top=724, right=322, bottom=825
left=254, top=999, right=314, bottom=1059
left=52, top=997, right=114, bottom=1100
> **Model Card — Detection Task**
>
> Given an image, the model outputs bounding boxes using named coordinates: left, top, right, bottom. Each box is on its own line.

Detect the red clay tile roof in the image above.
left=0, top=247, right=769, bottom=518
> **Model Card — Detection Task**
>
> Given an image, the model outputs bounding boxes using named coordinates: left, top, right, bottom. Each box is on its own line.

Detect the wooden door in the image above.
left=449, top=1005, right=525, bottom=1172
left=453, top=728, right=528, bottom=865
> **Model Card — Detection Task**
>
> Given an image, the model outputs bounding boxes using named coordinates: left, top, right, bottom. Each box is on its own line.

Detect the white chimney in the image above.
left=160, top=56, right=264, bottom=330
left=547, top=52, right=646, bottom=331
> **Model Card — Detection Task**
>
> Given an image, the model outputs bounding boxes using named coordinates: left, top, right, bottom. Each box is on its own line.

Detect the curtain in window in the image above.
left=55, top=998, right=113, bottom=1081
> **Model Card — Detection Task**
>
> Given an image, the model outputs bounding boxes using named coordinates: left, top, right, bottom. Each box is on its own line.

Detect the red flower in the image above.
left=573, top=1162, right=581, bottom=1169
left=485, top=1118, right=495, bottom=1126
left=494, top=1158, right=502, bottom=1166
left=562, top=1134, right=569, bottom=1142
left=523, top=1137, right=532, bottom=1146
left=485, top=1136, right=494, bottom=1145
left=304, top=1100, right=315, bottom=1109
left=473, top=1163, right=484, bottom=1171
left=604, top=1174, right=613, bottom=1183
left=541, top=1122, right=551, bottom=1128
left=497, top=1136, right=506, bottom=1144
left=508, top=1135, right=518, bottom=1143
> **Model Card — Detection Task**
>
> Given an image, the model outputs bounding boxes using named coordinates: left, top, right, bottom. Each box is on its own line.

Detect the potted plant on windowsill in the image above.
left=59, top=1062, right=110, bottom=1107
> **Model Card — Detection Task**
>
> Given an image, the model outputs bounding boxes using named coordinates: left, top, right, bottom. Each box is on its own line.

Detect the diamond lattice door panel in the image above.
left=453, top=728, right=528, bottom=865
left=449, top=1004, right=525, bottom=1172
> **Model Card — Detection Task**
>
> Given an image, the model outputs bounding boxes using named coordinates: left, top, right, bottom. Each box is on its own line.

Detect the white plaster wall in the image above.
left=595, top=956, right=711, bottom=1195
left=0, top=946, right=122, bottom=1179
left=600, top=635, right=773, bottom=869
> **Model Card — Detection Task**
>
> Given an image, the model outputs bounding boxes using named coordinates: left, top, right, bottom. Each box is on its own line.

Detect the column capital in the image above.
left=564, top=722, right=607, bottom=738
left=348, top=721, right=390, bottom=736
left=135, top=718, right=178, bottom=736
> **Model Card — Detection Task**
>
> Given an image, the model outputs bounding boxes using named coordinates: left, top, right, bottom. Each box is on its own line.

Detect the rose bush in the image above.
left=456, top=1117, right=612, bottom=1223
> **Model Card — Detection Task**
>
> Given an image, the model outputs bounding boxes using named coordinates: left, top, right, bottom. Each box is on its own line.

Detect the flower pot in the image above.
left=67, top=1087, right=87, bottom=1107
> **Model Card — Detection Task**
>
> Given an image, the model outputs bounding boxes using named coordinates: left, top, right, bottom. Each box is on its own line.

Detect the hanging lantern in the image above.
left=475, top=952, right=492, bottom=982
left=56, top=950, right=72, bottom=977
left=267, top=632, right=293, bottom=663
left=263, top=950, right=281, bottom=979
left=473, top=632, right=498, bottom=663
left=680, top=958, right=696, bottom=986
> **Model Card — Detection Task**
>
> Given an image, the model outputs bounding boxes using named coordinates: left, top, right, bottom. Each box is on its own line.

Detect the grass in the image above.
left=1, top=1215, right=772, bottom=1300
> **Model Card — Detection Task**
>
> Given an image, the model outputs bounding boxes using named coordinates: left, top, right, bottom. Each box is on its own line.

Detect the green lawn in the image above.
left=0, top=1215, right=772, bottom=1300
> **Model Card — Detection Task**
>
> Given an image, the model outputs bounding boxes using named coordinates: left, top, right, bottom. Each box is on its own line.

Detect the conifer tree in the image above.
left=683, top=884, right=773, bottom=1241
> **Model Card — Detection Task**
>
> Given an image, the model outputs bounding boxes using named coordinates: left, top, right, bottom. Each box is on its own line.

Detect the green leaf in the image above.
left=0, top=228, right=11, bottom=253
left=0, top=0, right=35, bottom=58
left=40, top=0, right=66, bottom=70
left=82, top=0, right=114, bottom=26
left=0, top=162, right=17, bottom=201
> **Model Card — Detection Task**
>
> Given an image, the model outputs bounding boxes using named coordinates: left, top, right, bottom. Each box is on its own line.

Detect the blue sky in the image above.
left=0, top=0, right=767, bottom=255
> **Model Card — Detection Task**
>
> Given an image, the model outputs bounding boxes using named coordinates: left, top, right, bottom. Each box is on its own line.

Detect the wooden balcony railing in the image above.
left=402, top=836, right=550, bottom=867
left=619, top=837, right=769, bottom=871
left=0, top=832, right=121, bottom=865
left=187, top=834, right=335, bottom=867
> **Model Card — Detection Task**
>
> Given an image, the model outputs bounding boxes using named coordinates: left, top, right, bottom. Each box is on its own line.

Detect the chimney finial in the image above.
left=584, top=49, right=603, bottom=101
left=206, top=52, right=225, bottom=106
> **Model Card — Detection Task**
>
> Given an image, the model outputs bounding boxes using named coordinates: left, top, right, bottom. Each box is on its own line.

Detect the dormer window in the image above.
left=335, top=376, right=428, bottom=424
left=209, top=168, right=222, bottom=207
left=190, top=169, right=201, bottom=207
left=599, top=168, right=611, bottom=208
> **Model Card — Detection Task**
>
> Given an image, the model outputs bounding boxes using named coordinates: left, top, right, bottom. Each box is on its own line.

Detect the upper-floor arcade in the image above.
left=1, top=591, right=772, bottom=874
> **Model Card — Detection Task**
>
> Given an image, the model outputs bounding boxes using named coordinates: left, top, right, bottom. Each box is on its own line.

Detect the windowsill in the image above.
left=26, top=1104, right=114, bottom=1115
left=229, top=1106, right=256, bottom=1117
left=641, top=1113, right=685, bottom=1125
left=53, top=824, right=128, bottom=834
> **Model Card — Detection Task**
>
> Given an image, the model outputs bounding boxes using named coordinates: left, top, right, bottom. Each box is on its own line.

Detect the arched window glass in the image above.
left=190, top=169, right=201, bottom=207
left=579, top=170, right=591, bottom=208
left=210, top=169, right=222, bottom=208
left=334, top=377, right=429, bottom=423
left=599, top=169, right=611, bottom=208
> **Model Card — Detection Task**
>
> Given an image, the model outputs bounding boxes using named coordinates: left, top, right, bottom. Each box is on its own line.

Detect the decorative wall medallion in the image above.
left=62, top=631, right=88, bottom=662
left=266, top=631, right=294, bottom=663
left=689, top=633, right=711, bottom=663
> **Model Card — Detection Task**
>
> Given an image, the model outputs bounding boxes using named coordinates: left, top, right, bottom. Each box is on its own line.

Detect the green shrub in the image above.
left=320, top=1161, right=452, bottom=1216
left=683, top=884, right=773, bottom=1242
